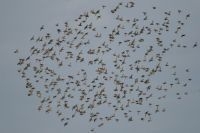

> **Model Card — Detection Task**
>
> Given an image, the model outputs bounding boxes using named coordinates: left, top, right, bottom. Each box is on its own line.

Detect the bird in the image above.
left=193, top=42, right=198, bottom=48
left=40, top=25, right=44, bottom=31
left=14, top=49, right=19, bottom=53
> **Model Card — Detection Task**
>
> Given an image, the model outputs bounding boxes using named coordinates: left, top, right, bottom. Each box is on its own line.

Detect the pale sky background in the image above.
left=0, top=0, right=200, bottom=133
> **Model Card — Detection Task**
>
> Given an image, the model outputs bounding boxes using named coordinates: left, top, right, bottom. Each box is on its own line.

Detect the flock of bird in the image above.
left=14, top=0, right=198, bottom=132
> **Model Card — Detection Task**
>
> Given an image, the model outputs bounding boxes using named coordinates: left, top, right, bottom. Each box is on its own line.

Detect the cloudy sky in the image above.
left=0, top=0, right=200, bottom=133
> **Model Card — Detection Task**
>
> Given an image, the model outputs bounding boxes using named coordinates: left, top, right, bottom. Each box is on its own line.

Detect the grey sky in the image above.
left=0, top=0, right=200, bottom=133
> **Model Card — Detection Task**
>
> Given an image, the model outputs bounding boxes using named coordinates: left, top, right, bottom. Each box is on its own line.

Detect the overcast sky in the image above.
left=0, top=0, right=200, bottom=133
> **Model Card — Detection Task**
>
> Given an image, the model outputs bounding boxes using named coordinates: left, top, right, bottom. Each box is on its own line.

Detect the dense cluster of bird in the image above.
left=14, top=0, right=198, bottom=132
